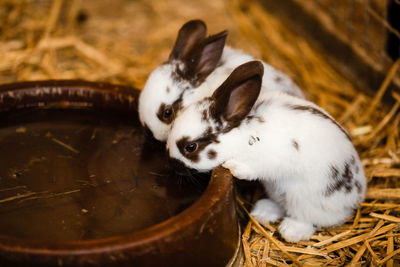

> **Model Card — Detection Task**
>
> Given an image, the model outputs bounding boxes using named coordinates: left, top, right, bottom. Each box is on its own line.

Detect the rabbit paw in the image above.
left=222, top=159, right=252, bottom=180
left=250, top=199, right=284, bottom=224
left=278, top=217, right=315, bottom=243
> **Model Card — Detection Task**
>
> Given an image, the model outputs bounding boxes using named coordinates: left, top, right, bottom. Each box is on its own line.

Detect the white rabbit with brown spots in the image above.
left=166, top=61, right=366, bottom=242
left=138, top=19, right=303, bottom=142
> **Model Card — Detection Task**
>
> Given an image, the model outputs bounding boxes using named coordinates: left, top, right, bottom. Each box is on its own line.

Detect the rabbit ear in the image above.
left=188, top=30, right=228, bottom=82
left=211, top=61, right=264, bottom=128
left=169, top=20, right=207, bottom=61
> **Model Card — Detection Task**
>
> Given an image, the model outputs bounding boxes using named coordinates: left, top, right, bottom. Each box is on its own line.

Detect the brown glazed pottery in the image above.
left=0, top=81, right=240, bottom=266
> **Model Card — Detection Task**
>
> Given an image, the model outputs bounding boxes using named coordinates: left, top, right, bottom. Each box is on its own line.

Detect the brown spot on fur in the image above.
left=246, top=115, right=265, bottom=124
left=343, top=162, right=354, bottom=193
left=325, top=165, right=341, bottom=196
left=355, top=165, right=360, bottom=174
left=286, top=104, right=351, bottom=141
left=355, top=180, right=362, bottom=194
left=202, top=110, right=208, bottom=121
left=206, top=127, right=213, bottom=135
left=275, top=76, right=282, bottom=82
left=350, top=155, right=356, bottom=165
left=325, top=160, right=355, bottom=196
left=292, top=139, right=299, bottom=151
left=171, top=63, right=185, bottom=83
left=176, top=129, right=220, bottom=163
left=207, top=149, right=217, bottom=159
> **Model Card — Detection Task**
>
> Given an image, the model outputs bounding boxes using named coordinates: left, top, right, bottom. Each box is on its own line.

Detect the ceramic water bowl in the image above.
left=0, top=81, right=240, bottom=267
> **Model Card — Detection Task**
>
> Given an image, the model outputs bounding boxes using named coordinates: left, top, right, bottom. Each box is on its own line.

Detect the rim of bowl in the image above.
left=0, top=80, right=233, bottom=256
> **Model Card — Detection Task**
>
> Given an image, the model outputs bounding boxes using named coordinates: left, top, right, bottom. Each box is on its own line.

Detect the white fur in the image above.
left=139, top=46, right=304, bottom=141
left=167, top=90, right=366, bottom=242
left=250, top=199, right=284, bottom=224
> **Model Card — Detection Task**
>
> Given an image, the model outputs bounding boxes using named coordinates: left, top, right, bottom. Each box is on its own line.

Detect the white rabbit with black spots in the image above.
left=138, top=19, right=303, bottom=142
left=167, top=61, right=366, bottom=242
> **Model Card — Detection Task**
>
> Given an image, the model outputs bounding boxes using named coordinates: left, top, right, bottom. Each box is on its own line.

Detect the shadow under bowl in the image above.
left=0, top=80, right=240, bottom=267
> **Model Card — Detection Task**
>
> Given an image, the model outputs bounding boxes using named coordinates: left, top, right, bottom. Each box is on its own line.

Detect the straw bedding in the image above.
left=0, top=0, right=399, bottom=266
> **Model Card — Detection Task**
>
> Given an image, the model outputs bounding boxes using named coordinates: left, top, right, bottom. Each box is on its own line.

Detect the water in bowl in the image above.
left=0, top=109, right=208, bottom=242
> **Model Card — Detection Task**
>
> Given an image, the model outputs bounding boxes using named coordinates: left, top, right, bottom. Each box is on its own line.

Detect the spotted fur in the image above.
left=167, top=61, right=367, bottom=243
left=285, top=104, right=351, bottom=141
left=176, top=128, right=220, bottom=163
left=325, top=158, right=361, bottom=197
left=292, top=139, right=300, bottom=151
left=207, top=149, right=217, bottom=159
left=138, top=19, right=304, bottom=141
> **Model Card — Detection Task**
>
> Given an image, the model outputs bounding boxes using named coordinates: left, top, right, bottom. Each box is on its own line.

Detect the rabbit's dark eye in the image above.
left=163, top=107, right=173, bottom=118
left=157, top=104, right=175, bottom=124
left=185, top=143, right=198, bottom=153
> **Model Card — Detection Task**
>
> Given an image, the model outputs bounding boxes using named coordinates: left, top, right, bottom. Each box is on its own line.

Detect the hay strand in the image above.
left=312, top=230, right=353, bottom=248
left=369, top=213, right=400, bottom=223
left=51, top=138, right=80, bottom=154
left=237, top=198, right=303, bottom=266
left=0, top=0, right=399, bottom=265
left=386, top=230, right=394, bottom=267
left=360, top=58, right=400, bottom=123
